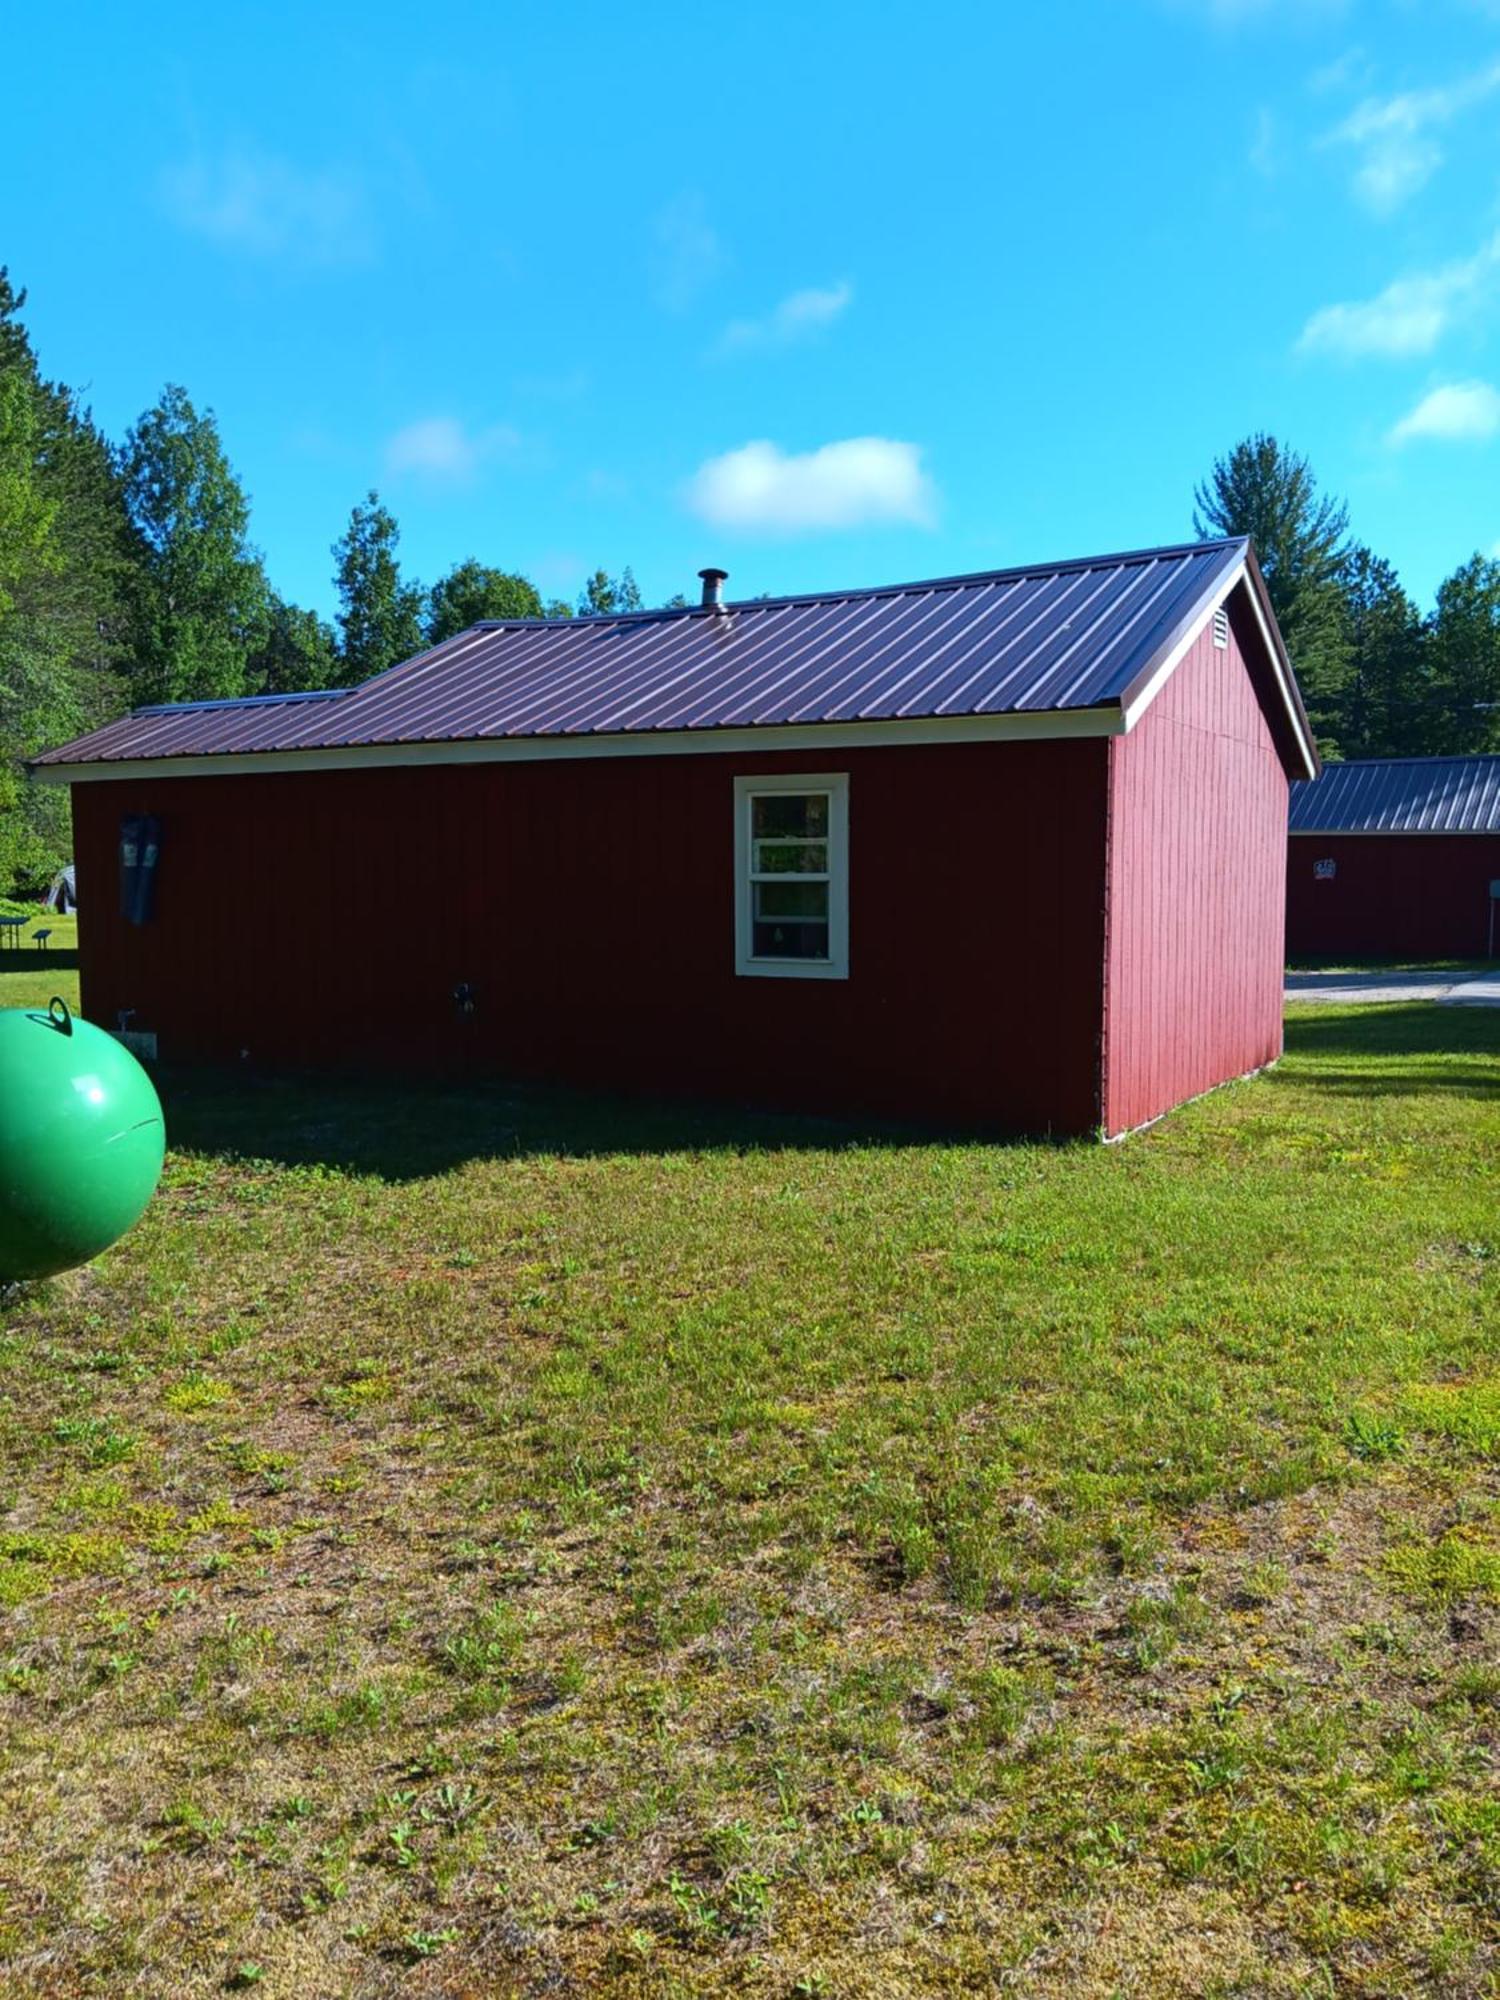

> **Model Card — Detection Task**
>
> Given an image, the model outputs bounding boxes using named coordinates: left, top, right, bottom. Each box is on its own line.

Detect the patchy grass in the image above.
left=0, top=1002, right=1497, bottom=1996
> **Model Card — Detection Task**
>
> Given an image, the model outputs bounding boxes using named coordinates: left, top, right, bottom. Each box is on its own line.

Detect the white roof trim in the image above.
left=1120, top=556, right=1318, bottom=781
left=34, top=703, right=1128, bottom=786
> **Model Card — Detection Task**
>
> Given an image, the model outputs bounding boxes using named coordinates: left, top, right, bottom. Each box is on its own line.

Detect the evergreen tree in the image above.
left=426, top=558, right=542, bottom=643
left=120, top=384, right=269, bottom=704
left=332, top=491, right=425, bottom=678
left=1194, top=434, right=1350, bottom=749
left=1428, top=555, right=1500, bottom=755
left=1336, top=546, right=1431, bottom=759
left=577, top=565, right=643, bottom=617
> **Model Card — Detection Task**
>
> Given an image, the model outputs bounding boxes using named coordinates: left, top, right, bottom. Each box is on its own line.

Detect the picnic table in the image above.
left=0, top=916, right=28, bottom=950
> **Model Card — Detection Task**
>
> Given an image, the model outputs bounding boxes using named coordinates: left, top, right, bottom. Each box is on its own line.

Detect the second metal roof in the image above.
left=1290, top=753, right=1500, bottom=834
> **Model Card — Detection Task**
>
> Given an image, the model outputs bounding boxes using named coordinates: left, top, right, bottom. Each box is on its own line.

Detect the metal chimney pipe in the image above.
left=698, top=567, right=729, bottom=610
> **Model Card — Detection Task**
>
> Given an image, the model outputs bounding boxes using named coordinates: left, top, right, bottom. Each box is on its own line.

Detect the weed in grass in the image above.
left=1385, top=1527, right=1500, bottom=1602
left=51, top=1414, right=137, bottom=1465
left=402, top=1925, right=458, bottom=1961
left=163, top=1373, right=234, bottom=1412
left=1344, top=1407, right=1406, bottom=1461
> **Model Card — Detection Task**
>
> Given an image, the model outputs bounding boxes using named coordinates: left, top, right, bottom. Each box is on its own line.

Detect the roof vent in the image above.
left=1212, top=606, right=1230, bottom=650
left=698, top=567, right=729, bottom=611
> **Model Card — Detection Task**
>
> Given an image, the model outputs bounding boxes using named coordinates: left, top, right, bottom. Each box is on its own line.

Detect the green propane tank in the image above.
left=0, top=998, right=165, bottom=1283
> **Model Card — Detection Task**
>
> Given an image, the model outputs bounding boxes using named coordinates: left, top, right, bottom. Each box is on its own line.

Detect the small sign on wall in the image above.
left=1314, top=858, right=1337, bottom=881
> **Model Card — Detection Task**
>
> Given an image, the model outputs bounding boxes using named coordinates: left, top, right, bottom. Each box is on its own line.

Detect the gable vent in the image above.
left=1212, top=607, right=1230, bottom=650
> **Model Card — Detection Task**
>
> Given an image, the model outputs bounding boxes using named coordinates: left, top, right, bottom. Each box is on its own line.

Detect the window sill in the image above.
left=736, top=959, right=849, bottom=981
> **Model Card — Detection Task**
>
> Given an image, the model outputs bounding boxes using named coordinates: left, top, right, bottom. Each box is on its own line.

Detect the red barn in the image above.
left=1287, top=753, right=1500, bottom=962
left=34, top=537, right=1316, bottom=1139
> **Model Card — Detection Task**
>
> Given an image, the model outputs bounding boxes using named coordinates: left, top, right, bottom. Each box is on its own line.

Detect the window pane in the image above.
left=755, top=880, right=829, bottom=921
left=753, top=839, right=828, bottom=875
left=752, top=792, right=828, bottom=840
left=752, top=919, right=830, bottom=960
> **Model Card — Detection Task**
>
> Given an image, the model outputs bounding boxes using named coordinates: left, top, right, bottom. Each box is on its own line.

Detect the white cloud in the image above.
left=1324, top=60, right=1500, bottom=212
left=1297, top=232, right=1500, bottom=358
left=651, top=193, right=724, bottom=310
left=684, top=437, right=936, bottom=535
left=1389, top=380, right=1500, bottom=445
left=1308, top=47, right=1373, bottom=96
left=385, top=417, right=522, bottom=485
left=717, top=282, right=853, bottom=354
left=161, top=148, right=371, bottom=265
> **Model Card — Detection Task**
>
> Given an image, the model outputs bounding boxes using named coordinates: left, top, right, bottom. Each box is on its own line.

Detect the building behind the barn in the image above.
left=1287, top=754, right=1500, bottom=962
left=35, top=537, right=1317, bottom=1139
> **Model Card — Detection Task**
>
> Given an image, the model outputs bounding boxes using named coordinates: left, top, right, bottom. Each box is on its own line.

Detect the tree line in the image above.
left=3, top=266, right=1499, bottom=895
left=0, top=269, right=648, bottom=892
left=1195, top=434, right=1500, bottom=764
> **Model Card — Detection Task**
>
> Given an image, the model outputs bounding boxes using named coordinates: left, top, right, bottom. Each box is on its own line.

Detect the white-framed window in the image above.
left=734, top=773, right=849, bottom=979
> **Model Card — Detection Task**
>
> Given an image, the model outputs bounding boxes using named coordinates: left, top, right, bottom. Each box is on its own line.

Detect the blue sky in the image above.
left=6, top=0, right=1500, bottom=618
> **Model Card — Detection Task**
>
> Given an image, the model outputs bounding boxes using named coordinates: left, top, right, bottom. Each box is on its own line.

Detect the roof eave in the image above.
left=1115, top=542, right=1319, bottom=782
left=30, top=703, right=1131, bottom=786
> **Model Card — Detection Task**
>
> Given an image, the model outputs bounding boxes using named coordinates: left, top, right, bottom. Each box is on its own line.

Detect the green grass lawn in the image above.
left=0, top=912, right=78, bottom=1013
left=1288, top=959, right=1498, bottom=977
left=1, top=1003, right=1497, bottom=1997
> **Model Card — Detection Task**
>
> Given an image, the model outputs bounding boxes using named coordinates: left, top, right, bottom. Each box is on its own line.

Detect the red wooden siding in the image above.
left=72, top=738, right=1111, bottom=1136
left=1102, top=594, right=1289, bottom=1136
left=1286, top=833, right=1500, bottom=960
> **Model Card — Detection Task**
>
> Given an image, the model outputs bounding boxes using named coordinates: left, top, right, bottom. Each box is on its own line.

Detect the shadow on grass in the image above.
left=0, top=947, right=77, bottom=975
left=151, top=1007, right=1500, bottom=1181
left=1281, top=1003, right=1500, bottom=1096
left=157, top=1064, right=1019, bottom=1180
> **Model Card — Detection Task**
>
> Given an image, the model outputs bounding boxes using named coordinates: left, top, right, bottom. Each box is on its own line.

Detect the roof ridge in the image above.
left=463, top=536, right=1251, bottom=633
left=1305, top=751, right=1500, bottom=774
left=134, top=687, right=349, bottom=717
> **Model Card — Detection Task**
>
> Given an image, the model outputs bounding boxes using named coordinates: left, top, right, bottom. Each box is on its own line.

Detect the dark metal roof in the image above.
left=36, top=536, right=1291, bottom=770
left=1290, top=754, right=1500, bottom=834
left=131, top=687, right=348, bottom=717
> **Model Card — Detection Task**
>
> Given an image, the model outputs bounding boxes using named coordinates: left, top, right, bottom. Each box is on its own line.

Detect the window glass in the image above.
left=753, top=793, right=828, bottom=841
left=754, top=880, right=829, bottom=921
left=752, top=839, right=828, bottom=875
left=752, top=918, right=830, bottom=958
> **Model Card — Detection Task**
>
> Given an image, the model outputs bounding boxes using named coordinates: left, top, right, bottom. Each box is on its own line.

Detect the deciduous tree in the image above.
left=120, top=384, right=269, bottom=704
left=577, top=566, right=643, bottom=617
left=426, top=559, right=542, bottom=643
left=332, top=491, right=425, bottom=678
left=251, top=596, right=340, bottom=695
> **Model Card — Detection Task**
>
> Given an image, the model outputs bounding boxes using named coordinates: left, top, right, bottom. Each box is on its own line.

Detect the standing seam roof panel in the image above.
left=1289, top=755, right=1500, bottom=833
left=34, top=537, right=1280, bottom=768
